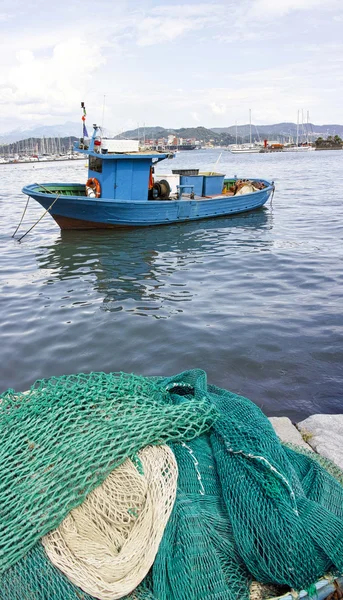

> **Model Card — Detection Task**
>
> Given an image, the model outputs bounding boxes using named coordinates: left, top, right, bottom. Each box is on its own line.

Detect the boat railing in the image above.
left=177, top=184, right=195, bottom=200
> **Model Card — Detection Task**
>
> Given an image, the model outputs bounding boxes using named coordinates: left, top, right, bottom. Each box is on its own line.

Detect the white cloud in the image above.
left=0, top=12, right=13, bottom=21
left=101, top=51, right=343, bottom=128
left=0, top=38, right=105, bottom=124
left=0, top=0, right=343, bottom=131
left=16, top=50, right=35, bottom=65
left=210, top=102, right=227, bottom=115
left=135, top=3, right=225, bottom=46
left=191, top=111, right=201, bottom=122
left=250, top=0, right=340, bottom=18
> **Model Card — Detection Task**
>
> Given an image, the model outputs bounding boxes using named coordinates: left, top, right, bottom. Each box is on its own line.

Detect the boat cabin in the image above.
left=75, top=126, right=225, bottom=201
left=75, top=127, right=171, bottom=202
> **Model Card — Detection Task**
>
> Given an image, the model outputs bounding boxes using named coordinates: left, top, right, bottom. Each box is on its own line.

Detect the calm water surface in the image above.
left=1, top=150, right=343, bottom=420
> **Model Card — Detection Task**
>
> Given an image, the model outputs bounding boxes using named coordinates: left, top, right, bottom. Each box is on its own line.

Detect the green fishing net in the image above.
left=283, top=442, right=343, bottom=488
left=0, top=544, right=155, bottom=600
left=0, top=371, right=217, bottom=573
left=1, top=369, right=343, bottom=600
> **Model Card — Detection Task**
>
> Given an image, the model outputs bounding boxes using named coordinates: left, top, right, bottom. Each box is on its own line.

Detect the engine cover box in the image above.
left=101, top=139, right=139, bottom=153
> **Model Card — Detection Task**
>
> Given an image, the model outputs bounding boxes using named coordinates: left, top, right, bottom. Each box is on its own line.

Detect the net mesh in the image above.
left=1, top=369, right=343, bottom=600
left=42, top=445, right=178, bottom=599
left=0, top=371, right=216, bottom=573
left=0, top=544, right=154, bottom=600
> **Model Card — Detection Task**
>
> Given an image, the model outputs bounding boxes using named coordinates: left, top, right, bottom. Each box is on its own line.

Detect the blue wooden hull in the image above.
left=22, top=181, right=273, bottom=229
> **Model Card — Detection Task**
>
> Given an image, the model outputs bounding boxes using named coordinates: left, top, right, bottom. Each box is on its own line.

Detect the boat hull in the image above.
left=282, top=146, right=312, bottom=152
left=229, top=148, right=261, bottom=154
left=22, top=181, right=273, bottom=229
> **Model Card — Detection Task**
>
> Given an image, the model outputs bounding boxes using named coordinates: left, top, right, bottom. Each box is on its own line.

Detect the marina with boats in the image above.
left=227, top=110, right=319, bottom=153
left=2, top=109, right=342, bottom=165
left=0, top=137, right=84, bottom=164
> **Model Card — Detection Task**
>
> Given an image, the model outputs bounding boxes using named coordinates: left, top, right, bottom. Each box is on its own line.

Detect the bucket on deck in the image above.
left=201, top=172, right=225, bottom=196
left=180, top=175, right=204, bottom=196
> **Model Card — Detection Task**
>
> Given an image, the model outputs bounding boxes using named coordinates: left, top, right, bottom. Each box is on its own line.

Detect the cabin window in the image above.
left=89, top=156, right=103, bottom=173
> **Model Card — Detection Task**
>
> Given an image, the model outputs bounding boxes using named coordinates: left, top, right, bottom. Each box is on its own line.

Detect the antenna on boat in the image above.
left=81, top=102, right=88, bottom=140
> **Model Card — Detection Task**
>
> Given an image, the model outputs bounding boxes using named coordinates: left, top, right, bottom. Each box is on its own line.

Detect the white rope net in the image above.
left=42, top=445, right=178, bottom=600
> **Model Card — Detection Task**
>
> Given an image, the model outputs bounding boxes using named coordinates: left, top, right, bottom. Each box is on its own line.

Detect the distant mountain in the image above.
left=0, top=122, right=81, bottom=145
left=1, top=120, right=343, bottom=146
left=176, top=127, right=223, bottom=142
left=0, top=123, right=227, bottom=145
left=211, top=122, right=343, bottom=141
left=115, top=126, right=173, bottom=140
left=115, top=126, right=225, bottom=143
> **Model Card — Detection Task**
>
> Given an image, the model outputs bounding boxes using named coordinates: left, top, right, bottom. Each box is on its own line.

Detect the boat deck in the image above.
left=35, top=185, right=237, bottom=202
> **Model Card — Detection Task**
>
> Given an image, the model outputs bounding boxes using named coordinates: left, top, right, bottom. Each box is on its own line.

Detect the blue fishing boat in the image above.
left=22, top=114, right=274, bottom=230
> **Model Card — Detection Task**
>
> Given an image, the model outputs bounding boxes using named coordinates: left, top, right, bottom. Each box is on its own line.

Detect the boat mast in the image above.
left=296, top=111, right=299, bottom=147
left=249, top=109, right=252, bottom=145
left=301, top=109, right=306, bottom=143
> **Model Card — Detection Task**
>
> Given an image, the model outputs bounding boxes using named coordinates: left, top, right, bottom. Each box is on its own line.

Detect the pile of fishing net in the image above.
left=1, top=369, right=343, bottom=600
left=227, top=180, right=266, bottom=195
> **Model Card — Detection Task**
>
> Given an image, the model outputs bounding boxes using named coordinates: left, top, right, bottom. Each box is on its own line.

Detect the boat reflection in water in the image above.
left=36, top=208, right=272, bottom=319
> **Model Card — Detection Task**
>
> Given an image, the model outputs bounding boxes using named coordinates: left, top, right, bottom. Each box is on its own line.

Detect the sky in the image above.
left=0, top=0, right=343, bottom=134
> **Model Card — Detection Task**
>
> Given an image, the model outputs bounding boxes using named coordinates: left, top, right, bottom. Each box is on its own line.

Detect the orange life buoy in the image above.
left=148, top=167, right=154, bottom=190
left=86, top=177, right=101, bottom=198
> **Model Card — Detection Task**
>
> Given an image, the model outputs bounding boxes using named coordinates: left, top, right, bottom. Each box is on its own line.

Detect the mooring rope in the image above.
left=12, top=195, right=30, bottom=238
left=17, top=192, right=61, bottom=242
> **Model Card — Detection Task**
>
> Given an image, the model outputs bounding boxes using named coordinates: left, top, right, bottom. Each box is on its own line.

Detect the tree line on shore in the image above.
left=315, top=135, right=343, bottom=148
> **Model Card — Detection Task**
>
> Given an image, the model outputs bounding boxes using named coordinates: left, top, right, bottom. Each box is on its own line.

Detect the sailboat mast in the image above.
left=249, top=109, right=252, bottom=145
left=296, top=111, right=299, bottom=147
left=301, top=109, right=306, bottom=143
